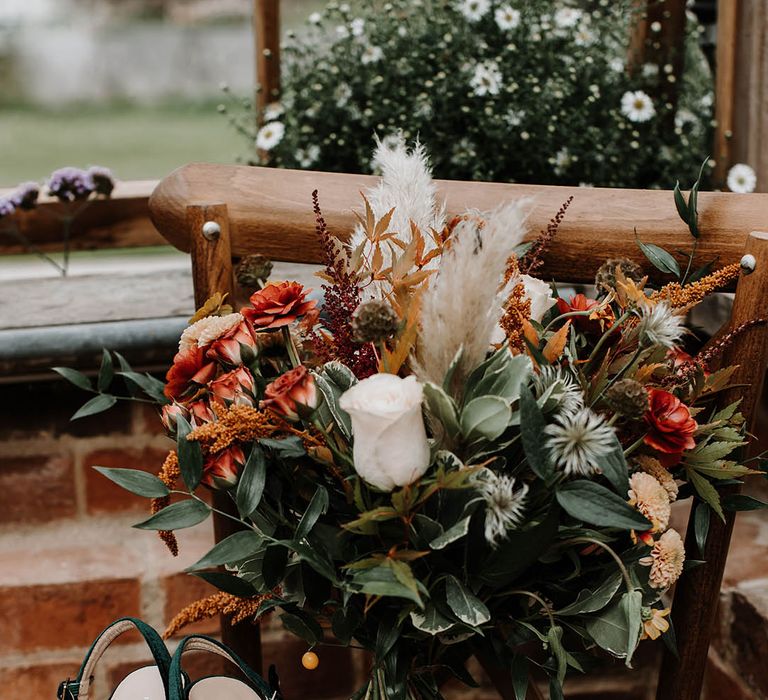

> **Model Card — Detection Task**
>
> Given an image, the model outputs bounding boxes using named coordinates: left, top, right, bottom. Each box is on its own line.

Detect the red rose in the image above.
left=202, top=445, right=245, bottom=489
left=161, top=403, right=188, bottom=433
left=164, top=347, right=216, bottom=400
left=207, top=320, right=256, bottom=365
left=242, top=281, right=317, bottom=330
left=644, top=388, right=697, bottom=457
left=260, top=365, right=318, bottom=421
left=556, top=294, right=614, bottom=333
left=209, top=367, right=255, bottom=406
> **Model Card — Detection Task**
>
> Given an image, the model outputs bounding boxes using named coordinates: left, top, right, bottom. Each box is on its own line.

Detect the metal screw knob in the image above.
left=740, top=253, right=756, bottom=274
left=202, top=221, right=221, bottom=241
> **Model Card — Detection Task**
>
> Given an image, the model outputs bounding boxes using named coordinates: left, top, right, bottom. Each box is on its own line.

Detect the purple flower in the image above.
left=87, top=166, right=115, bottom=197
left=10, top=181, right=40, bottom=210
left=0, top=196, right=16, bottom=218
left=47, top=167, right=94, bottom=202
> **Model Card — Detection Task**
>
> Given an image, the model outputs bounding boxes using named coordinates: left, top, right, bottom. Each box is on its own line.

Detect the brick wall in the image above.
left=0, top=378, right=765, bottom=699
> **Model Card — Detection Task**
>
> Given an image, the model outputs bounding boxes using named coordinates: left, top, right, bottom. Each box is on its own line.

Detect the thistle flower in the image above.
left=640, top=529, right=685, bottom=590
left=633, top=455, right=678, bottom=502
left=627, top=472, right=671, bottom=532
left=236, top=254, right=273, bottom=289
left=637, top=302, right=684, bottom=349
left=605, top=378, right=649, bottom=420
left=545, top=408, right=616, bottom=477
left=531, top=366, right=583, bottom=415
left=352, top=300, right=399, bottom=342
left=476, top=469, right=529, bottom=547
left=594, top=257, right=644, bottom=295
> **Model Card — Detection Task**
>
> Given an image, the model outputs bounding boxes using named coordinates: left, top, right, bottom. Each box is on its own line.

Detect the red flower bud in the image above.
left=202, top=445, right=245, bottom=490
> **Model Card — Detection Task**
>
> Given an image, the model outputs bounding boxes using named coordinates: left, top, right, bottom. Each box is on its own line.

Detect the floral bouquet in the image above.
left=66, top=143, right=763, bottom=699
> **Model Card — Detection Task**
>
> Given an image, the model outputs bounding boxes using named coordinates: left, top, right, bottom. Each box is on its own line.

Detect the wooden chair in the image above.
left=149, top=163, right=768, bottom=699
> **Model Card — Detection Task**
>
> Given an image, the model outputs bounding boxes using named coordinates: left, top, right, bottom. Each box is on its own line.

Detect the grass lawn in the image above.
left=0, top=102, right=246, bottom=187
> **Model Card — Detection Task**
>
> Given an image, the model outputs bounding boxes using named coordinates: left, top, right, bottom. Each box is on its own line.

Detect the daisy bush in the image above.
left=227, top=0, right=714, bottom=187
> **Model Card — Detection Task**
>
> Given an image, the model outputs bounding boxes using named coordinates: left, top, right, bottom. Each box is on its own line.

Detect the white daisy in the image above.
left=545, top=408, right=616, bottom=477
left=621, top=90, right=655, bottom=122
left=494, top=5, right=521, bottom=30
left=308, top=12, right=322, bottom=25
left=552, top=147, right=574, bottom=176
left=637, top=302, right=684, bottom=349
left=350, top=17, right=365, bottom=37
left=476, top=469, right=529, bottom=546
left=609, top=57, right=625, bottom=73
left=335, top=24, right=350, bottom=39
left=262, top=102, right=283, bottom=122
left=727, top=163, right=757, bottom=194
left=296, top=145, right=321, bottom=168
left=674, top=109, right=697, bottom=129
left=255, top=121, right=285, bottom=151
left=531, top=367, right=584, bottom=416
left=334, top=82, right=352, bottom=107
left=573, top=25, right=595, bottom=46
left=504, top=108, right=525, bottom=127
left=458, top=0, right=491, bottom=22
left=470, top=60, right=503, bottom=96
left=361, top=45, right=384, bottom=65
left=642, top=62, right=659, bottom=78
left=554, top=7, right=582, bottom=28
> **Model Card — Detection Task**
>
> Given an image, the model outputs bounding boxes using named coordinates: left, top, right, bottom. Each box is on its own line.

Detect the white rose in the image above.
left=339, top=374, right=431, bottom=491
left=521, top=274, right=556, bottom=323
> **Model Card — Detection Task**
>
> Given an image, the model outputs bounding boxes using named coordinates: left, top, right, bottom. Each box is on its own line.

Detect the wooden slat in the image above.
left=656, top=231, right=768, bottom=700
left=149, top=164, right=768, bottom=287
left=0, top=180, right=161, bottom=255
left=713, top=0, right=740, bottom=185
left=187, top=203, right=264, bottom=675
left=254, top=0, right=281, bottom=113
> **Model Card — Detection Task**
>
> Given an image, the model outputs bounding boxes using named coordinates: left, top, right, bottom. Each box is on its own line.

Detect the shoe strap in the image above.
left=169, top=635, right=274, bottom=700
left=58, top=618, right=171, bottom=699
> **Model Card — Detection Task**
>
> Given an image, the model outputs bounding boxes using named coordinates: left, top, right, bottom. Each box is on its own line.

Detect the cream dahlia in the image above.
left=641, top=529, right=686, bottom=590
left=627, top=472, right=671, bottom=532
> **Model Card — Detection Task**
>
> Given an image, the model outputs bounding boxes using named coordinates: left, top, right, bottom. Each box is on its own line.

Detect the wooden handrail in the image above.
left=150, top=163, right=768, bottom=287
left=0, top=180, right=163, bottom=255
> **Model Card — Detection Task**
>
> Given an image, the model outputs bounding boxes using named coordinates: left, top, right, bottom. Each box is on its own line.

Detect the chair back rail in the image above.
left=149, top=164, right=768, bottom=699
left=151, top=164, right=768, bottom=288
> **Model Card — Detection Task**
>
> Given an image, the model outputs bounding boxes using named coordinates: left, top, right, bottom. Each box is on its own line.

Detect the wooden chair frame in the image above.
left=150, top=163, right=768, bottom=699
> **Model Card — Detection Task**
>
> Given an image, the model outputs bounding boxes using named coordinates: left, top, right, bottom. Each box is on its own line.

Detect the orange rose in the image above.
left=207, top=320, right=256, bottom=365
left=260, top=365, right=319, bottom=421
left=164, top=347, right=216, bottom=400
left=202, top=445, right=245, bottom=489
left=209, top=367, right=255, bottom=406
left=644, top=388, right=697, bottom=458
left=242, top=281, right=317, bottom=330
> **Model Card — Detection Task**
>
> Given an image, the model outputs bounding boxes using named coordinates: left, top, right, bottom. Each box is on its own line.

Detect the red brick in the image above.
left=0, top=661, right=81, bottom=700
left=164, top=572, right=221, bottom=637
left=0, top=578, right=140, bottom=653
left=0, top=452, right=76, bottom=523
left=84, top=446, right=171, bottom=513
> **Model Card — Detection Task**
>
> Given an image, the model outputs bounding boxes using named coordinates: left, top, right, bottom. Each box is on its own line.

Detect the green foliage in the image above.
left=92, top=467, right=169, bottom=498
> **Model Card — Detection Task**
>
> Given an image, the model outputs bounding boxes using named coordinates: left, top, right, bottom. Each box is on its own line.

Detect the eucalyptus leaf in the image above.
left=585, top=590, right=642, bottom=663
left=599, top=436, right=630, bottom=495
left=460, top=396, right=512, bottom=441
left=722, top=494, right=768, bottom=511
left=557, top=480, right=650, bottom=530
left=636, top=238, right=681, bottom=277
left=71, top=394, right=117, bottom=421
left=186, top=530, right=263, bottom=571
left=281, top=611, right=322, bottom=645
left=259, top=436, right=306, bottom=459
left=296, top=486, right=329, bottom=541
left=193, top=571, right=257, bottom=597
left=673, top=181, right=689, bottom=224
left=97, top=349, right=114, bottom=392
left=116, top=370, right=167, bottom=403
left=556, top=572, right=623, bottom=616
left=445, top=576, right=490, bottom=626
left=410, top=605, right=455, bottom=635
left=53, top=366, right=93, bottom=392
left=133, top=499, right=210, bottom=530
left=424, top=382, right=461, bottom=436
left=693, top=501, right=710, bottom=556
left=236, top=445, right=267, bottom=518
left=176, top=415, right=203, bottom=491
left=519, top=384, right=554, bottom=481
left=548, top=625, right=567, bottom=685
left=511, top=654, right=529, bottom=700
left=92, top=466, right=169, bottom=498
left=430, top=516, right=471, bottom=550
